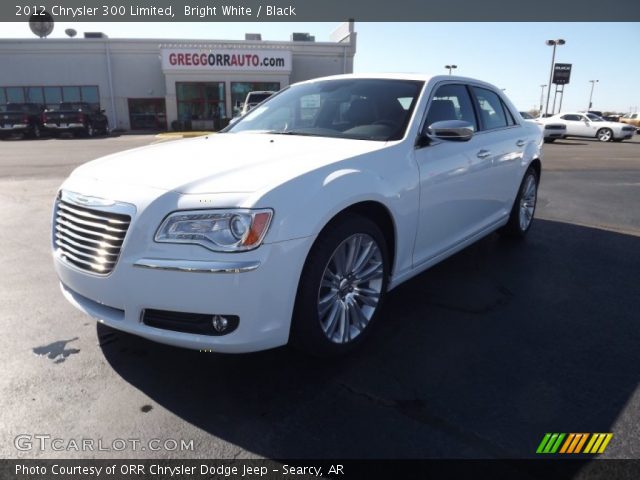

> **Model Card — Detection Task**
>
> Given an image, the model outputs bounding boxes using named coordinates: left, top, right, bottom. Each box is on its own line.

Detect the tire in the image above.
left=498, top=166, right=539, bottom=238
left=543, top=138, right=555, bottom=143
left=290, top=214, right=389, bottom=357
left=596, top=128, right=613, bottom=142
left=31, top=124, right=41, bottom=139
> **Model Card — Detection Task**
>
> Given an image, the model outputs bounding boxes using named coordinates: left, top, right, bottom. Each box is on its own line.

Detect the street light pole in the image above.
left=539, top=84, right=547, bottom=117
left=588, top=79, right=599, bottom=111
left=544, top=39, right=565, bottom=117
left=445, top=64, right=457, bottom=75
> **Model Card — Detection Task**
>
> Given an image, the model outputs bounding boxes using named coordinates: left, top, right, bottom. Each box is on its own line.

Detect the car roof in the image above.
left=291, top=72, right=501, bottom=91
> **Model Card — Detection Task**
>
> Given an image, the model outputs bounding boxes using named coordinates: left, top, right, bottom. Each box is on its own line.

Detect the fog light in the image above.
left=212, top=315, right=229, bottom=333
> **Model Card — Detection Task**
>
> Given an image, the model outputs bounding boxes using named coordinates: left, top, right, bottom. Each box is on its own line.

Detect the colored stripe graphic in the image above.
left=550, top=433, right=565, bottom=453
left=536, top=433, right=552, bottom=454
left=584, top=434, right=598, bottom=453
left=537, top=433, right=613, bottom=454
left=559, top=433, right=575, bottom=454
left=598, top=433, right=613, bottom=453
left=574, top=433, right=588, bottom=453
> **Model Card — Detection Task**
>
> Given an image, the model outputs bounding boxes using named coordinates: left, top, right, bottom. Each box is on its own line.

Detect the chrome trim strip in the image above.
left=133, top=258, right=261, bottom=274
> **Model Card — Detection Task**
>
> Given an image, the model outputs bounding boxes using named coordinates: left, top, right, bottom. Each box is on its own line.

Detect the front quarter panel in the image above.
left=252, top=142, right=420, bottom=278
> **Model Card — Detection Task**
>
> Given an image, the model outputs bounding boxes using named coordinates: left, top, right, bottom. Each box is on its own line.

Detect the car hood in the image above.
left=70, top=133, right=388, bottom=194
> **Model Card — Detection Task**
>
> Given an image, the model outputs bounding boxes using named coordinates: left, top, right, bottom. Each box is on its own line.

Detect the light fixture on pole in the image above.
left=588, top=79, right=599, bottom=111
left=445, top=64, right=457, bottom=75
left=544, top=39, right=565, bottom=117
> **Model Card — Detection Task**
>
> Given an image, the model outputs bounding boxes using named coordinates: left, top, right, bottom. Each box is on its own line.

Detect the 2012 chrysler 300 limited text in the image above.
left=53, top=74, right=543, bottom=356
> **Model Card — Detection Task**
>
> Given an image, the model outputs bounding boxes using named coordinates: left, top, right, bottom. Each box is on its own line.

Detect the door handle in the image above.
left=477, top=150, right=491, bottom=159
left=516, top=139, right=526, bottom=147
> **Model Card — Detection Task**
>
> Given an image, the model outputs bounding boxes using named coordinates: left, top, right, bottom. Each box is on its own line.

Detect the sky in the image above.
left=1, top=21, right=639, bottom=113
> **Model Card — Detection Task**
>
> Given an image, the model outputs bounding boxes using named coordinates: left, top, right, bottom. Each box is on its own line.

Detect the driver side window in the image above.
left=424, top=84, right=477, bottom=133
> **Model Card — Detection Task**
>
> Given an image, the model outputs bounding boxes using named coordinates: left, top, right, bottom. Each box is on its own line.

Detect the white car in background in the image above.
left=52, top=74, right=542, bottom=356
left=241, top=90, right=275, bottom=115
left=520, top=111, right=566, bottom=143
left=541, top=112, right=635, bottom=142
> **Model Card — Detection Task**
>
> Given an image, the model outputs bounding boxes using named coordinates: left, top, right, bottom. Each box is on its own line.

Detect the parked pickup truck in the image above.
left=0, top=103, right=46, bottom=139
left=43, top=102, right=109, bottom=137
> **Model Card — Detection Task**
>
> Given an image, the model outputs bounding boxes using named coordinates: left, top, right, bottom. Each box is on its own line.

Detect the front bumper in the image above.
left=45, top=123, right=84, bottom=130
left=51, top=180, right=314, bottom=353
left=54, top=236, right=313, bottom=353
left=0, top=124, right=29, bottom=133
left=618, top=130, right=635, bottom=140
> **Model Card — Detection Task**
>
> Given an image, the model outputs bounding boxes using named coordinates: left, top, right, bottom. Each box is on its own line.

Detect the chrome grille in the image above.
left=54, top=199, right=131, bottom=274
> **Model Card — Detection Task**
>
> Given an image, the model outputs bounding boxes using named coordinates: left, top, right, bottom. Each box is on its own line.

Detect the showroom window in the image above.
left=6, top=87, right=24, bottom=103
left=231, top=82, right=280, bottom=117
left=0, top=86, right=100, bottom=109
left=176, top=82, right=225, bottom=129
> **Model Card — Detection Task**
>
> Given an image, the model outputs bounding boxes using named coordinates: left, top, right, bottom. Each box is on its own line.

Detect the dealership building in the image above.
left=0, top=22, right=356, bottom=131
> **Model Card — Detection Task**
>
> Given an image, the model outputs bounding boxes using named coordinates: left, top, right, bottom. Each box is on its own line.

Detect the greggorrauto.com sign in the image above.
left=161, top=49, right=292, bottom=72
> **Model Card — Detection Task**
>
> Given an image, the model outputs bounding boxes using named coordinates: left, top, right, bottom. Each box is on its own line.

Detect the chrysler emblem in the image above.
left=62, top=190, right=115, bottom=207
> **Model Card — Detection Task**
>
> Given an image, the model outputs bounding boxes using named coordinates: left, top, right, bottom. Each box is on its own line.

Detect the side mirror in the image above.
left=427, top=120, right=475, bottom=142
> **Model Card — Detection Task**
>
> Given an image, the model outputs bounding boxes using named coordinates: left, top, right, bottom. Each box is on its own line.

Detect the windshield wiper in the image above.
left=265, top=130, right=321, bottom=137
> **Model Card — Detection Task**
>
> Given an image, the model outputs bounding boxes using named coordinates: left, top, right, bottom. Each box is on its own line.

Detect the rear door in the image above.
left=468, top=85, right=525, bottom=221
left=412, top=82, right=521, bottom=266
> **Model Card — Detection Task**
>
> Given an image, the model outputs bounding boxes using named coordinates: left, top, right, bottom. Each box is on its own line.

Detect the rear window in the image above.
left=471, top=87, right=509, bottom=130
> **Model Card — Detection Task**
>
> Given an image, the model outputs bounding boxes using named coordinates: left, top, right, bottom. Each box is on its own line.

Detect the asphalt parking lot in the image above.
left=1, top=134, right=639, bottom=461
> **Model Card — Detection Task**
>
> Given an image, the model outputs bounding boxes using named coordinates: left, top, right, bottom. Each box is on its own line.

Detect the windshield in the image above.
left=586, top=113, right=603, bottom=122
left=225, top=78, right=424, bottom=141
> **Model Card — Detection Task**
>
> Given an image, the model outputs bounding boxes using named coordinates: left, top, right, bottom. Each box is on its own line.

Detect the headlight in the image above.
left=155, top=209, right=273, bottom=252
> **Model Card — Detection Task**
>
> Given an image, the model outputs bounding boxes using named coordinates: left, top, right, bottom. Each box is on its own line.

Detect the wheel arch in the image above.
left=529, top=157, right=542, bottom=180
left=312, top=200, right=397, bottom=276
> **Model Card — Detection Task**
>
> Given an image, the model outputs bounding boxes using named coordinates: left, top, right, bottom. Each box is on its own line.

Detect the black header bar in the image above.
left=4, top=0, right=640, bottom=22
left=2, top=459, right=640, bottom=480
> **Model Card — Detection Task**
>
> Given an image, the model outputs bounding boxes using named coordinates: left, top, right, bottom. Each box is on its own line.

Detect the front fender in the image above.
left=253, top=146, right=420, bottom=277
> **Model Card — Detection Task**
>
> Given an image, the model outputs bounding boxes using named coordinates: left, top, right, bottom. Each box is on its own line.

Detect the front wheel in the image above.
left=597, top=128, right=613, bottom=142
left=291, top=215, right=389, bottom=356
left=499, top=166, right=539, bottom=238
left=31, top=124, right=41, bottom=139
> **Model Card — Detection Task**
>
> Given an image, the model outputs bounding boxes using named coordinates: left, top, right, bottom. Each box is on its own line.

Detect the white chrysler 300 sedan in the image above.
left=53, top=74, right=543, bottom=356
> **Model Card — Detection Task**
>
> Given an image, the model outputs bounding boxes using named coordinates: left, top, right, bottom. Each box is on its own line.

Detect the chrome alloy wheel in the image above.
left=519, top=174, right=537, bottom=231
left=597, top=128, right=612, bottom=142
left=317, top=233, right=384, bottom=344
